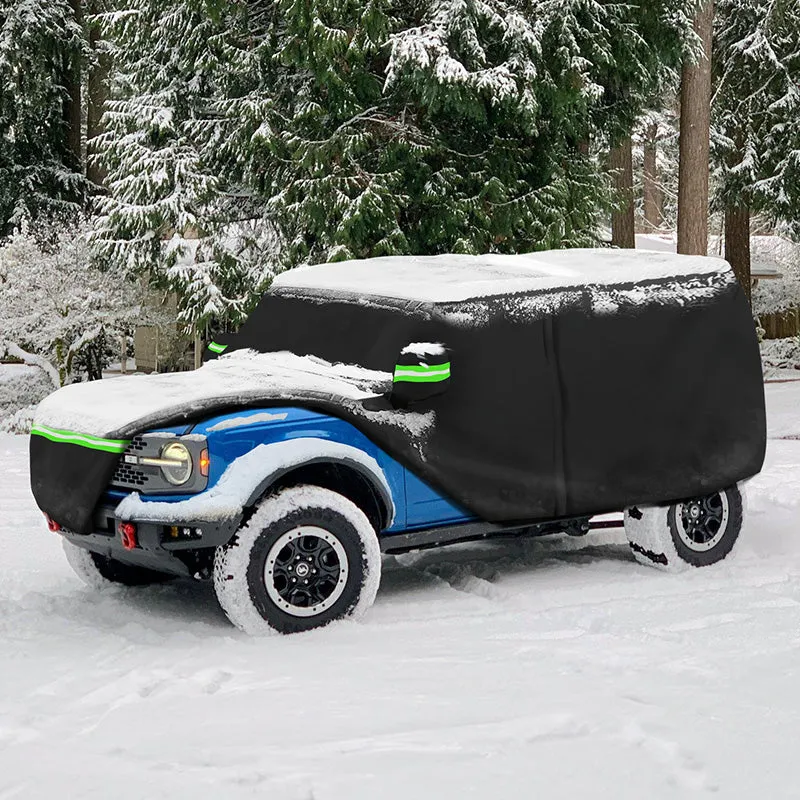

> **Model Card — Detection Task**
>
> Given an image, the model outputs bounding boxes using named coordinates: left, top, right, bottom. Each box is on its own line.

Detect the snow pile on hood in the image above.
left=272, top=249, right=731, bottom=304
left=33, top=350, right=417, bottom=439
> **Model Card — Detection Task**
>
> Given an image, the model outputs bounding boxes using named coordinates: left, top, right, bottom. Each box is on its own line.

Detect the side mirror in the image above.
left=391, top=342, right=451, bottom=409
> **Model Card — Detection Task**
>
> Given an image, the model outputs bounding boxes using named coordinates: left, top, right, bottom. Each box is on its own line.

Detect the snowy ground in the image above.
left=2, top=385, right=800, bottom=799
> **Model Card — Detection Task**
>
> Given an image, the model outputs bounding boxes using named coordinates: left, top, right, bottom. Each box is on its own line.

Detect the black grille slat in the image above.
left=111, top=462, right=147, bottom=486
left=111, top=436, right=160, bottom=490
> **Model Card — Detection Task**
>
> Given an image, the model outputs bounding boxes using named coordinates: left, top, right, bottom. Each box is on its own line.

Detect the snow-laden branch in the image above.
left=0, top=341, right=60, bottom=390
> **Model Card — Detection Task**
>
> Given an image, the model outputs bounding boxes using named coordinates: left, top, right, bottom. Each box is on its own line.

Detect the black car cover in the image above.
left=30, top=251, right=766, bottom=535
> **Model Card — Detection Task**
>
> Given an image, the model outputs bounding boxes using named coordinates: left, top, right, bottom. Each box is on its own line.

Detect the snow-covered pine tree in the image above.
left=92, top=0, right=276, bottom=331
left=251, top=0, right=615, bottom=265
left=98, top=0, right=705, bottom=330
left=713, top=0, right=800, bottom=298
left=0, top=0, right=87, bottom=236
left=633, top=108, right=680, bottom=231
left=574, top=0, right=697, bottom=247
left=254, top=0, right=702, bottom=264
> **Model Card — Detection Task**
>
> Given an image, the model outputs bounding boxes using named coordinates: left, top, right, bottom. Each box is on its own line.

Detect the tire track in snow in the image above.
left=618, top=720, right=718, bottom=793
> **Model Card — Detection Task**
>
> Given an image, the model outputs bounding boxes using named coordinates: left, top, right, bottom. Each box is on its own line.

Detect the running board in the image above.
left=379, top=514, right=622, bottom=555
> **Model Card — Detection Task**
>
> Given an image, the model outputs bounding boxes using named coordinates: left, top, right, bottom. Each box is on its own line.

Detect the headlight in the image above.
left=160, top=442, right=193, bottom=485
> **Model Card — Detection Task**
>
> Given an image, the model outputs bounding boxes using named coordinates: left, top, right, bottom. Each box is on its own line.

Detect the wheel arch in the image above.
left=244, top=457, right=394, bottom=532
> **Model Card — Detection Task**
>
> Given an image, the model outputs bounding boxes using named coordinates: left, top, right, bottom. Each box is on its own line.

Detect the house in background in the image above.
left=134, top=233, right=203, bottom=373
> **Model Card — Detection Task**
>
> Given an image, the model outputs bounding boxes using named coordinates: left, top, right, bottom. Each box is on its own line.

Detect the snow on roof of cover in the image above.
left=272, top=249, right=730, bottom=304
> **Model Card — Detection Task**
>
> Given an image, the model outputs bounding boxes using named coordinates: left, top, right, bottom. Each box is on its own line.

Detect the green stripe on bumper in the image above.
left=393, top=362, right=451, bottom=383
left=31, top=424, right=131, bottom=454
left=208, top=342, right=228, bottom=354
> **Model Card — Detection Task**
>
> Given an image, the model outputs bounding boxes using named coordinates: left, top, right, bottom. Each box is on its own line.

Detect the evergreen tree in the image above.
left=633, top=109, right=679, bottom=231
left=96, top=0, right=702, bottom=328
left=677, top=0, right=714, bottom=256
left=253, top=0, right=697, bottom=262
left=0, top=0, right=87, bottom=235
left=255, top=0, right=613, bottom=265
left=92, top=0, right=275, bottom=330
left=713, top=0, right=800, bottom=296
left=588, top=0, right=697, bottom=247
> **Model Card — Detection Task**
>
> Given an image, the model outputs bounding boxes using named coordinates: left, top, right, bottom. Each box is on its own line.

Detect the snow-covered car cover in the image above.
left=30, top=250, right=766, bottom=535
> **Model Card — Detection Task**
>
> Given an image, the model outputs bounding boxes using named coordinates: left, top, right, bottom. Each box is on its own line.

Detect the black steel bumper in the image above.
left=59, top=506, right=240, bottom=578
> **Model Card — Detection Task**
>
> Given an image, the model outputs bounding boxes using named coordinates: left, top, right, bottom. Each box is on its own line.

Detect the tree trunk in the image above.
left=609, top=136, right=635, bottom=248
left=725, top=204, right=752, bottom=305
left=677, top=0, right=714, bottom=255
left=642, top=123, right=663, bottom=231
left=87, top=2, right=111, bottom=191
left=62, top=0, right=83, bottom=171
left=194, top=328, right=202, bottom=370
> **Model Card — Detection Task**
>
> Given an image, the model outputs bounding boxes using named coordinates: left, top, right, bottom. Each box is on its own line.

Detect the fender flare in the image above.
left=243, top=439, right=396, bottom=527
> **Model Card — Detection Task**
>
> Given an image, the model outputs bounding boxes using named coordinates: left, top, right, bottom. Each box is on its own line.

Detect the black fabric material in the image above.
left=30, top=435, right=120, bottom=533
left=32, top=270, right=766, bottom=535
left=553, top=288, right=766, bottom=514
left=204, top=278, right=766, bottom=522
left=210, top=293, right=436, bottom=368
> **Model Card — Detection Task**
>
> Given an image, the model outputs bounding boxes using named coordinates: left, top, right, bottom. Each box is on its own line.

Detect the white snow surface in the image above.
left=400, top=341, right=447, bottom=359
left=205, top=411, right=289, bottom=432
left=0, top=362, right=52, bottom=418
left=4, top=381, right=800, bottom=798
left=33, top=349, right=397, bottom=439
left=273, top=250, right=731, bottom=303
left=116, top=438, right=394, bottom=526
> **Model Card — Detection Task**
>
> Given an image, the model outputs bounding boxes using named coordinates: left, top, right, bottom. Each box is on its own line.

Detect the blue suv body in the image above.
left=106, top=406, right=473, bottom=535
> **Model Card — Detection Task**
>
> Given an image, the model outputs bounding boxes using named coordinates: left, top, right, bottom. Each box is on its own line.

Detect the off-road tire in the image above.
left=624, top=484, right=744, bottom=571
left=213, top=485, right=381, bottom=635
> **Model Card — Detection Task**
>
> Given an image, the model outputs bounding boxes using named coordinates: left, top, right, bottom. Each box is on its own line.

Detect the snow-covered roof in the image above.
left=272, top=249, right=730, bottom=304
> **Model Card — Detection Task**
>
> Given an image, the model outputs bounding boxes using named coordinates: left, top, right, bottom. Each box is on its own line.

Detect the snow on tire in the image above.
left=624, top=484, right=744, bottom=572
left=64, top=541, right=116, bottom=590
left=213, top=485, right=381, bottom=635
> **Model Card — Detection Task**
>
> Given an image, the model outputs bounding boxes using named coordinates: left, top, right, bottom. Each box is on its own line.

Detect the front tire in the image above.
left=624, top=484, right=744, bottom=571
left=213, top=485, right=381, bottom=635
left=63, top=540, right=174, bottom=589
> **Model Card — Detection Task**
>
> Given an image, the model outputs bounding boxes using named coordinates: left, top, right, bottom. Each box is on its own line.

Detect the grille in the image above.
left=128, top=435, right=147, bottom=452
left=111, top=460, right=148, bottom=487
left=111, top=436, right=158, bottom=490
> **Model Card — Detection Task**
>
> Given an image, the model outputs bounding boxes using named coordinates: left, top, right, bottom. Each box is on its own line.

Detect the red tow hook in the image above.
left=119, top=522, right=138, bottom=550
left=45, top=514, right=61, bottom=533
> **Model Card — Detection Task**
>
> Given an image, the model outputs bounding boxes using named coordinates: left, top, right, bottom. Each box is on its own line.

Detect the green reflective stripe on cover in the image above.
left=208, top=342, right=228, bottom=354
left=30, top=424, right=131, bottom=454
left=393, top=362, right=451, bottom=383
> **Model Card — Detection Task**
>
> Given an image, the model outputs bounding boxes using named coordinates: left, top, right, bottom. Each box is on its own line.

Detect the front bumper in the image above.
left=59, top=505, right=240, bottom=578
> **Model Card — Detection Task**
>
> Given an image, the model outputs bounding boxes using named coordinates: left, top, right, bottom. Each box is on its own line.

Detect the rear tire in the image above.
left=63, top=540, right=174, bottom=589
left=624, top=484, right=744, bottom=571
left=213, top=485, right=381, bottom=635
